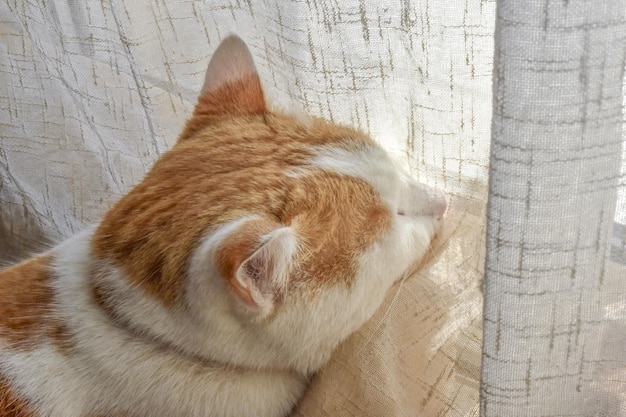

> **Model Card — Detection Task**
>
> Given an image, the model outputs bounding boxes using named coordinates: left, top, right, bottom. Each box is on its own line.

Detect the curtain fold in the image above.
left=482, top=1, right=626, bottom=415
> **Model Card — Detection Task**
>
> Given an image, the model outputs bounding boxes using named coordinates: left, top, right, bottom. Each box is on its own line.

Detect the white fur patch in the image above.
left=301, top=142, right=447, bottom=218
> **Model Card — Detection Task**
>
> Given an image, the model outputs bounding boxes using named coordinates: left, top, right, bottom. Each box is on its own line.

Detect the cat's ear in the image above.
left=195, top=35, right=266, bottom=115
left=215, top=220, right=298, bottom=316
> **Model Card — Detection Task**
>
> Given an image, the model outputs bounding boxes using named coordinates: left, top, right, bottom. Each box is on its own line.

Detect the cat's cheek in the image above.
left=370, top=215, right=440, bottom=282
left=314, top=218, right=440, bottom=343
left=405, top=215, right=441, bottom=249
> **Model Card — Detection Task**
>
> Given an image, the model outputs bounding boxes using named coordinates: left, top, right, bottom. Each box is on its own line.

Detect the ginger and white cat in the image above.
left=0, top=36, right=447, bottom=417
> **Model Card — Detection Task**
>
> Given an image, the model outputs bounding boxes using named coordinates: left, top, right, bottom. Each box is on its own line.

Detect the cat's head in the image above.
left=91, top=36, right=446, bottom=374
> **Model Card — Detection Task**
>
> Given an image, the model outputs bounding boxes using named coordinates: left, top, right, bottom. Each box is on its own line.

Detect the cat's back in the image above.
left=0, top=255, right=68, bottom=350
left=0, top=255, right=63, bottom=417
left=0, top=257, right=44, bottom=417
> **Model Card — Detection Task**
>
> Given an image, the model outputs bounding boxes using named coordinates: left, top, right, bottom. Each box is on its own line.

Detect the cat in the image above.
left=0, top=35, right=447, bottom=417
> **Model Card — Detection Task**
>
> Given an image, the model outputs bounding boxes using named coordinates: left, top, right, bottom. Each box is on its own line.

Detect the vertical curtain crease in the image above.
left=482, top=1, right=626, bottom=415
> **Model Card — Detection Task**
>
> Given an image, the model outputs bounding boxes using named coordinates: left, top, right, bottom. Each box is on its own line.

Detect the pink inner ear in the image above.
left=229, top=275, right=258, bottom=306
left=194, top=35, right=266, bottom=115
left=231, top=255, right=270, bottom=309
left=213, top=219, right=297, bottom=315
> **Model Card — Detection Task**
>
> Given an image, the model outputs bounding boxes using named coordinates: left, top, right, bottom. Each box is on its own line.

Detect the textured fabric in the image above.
left=0, top=1, right=492, bottom=416
left=482, top=1, right=626, bottom=416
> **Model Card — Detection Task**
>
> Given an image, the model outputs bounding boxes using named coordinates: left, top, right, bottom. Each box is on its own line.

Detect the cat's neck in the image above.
left=85, top=232, right=335, bottom=375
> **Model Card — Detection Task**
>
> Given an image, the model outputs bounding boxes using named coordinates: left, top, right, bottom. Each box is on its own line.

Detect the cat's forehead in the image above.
left=269, top=113, right=401, bottom=207
left=183, top=112, right=398, bottom=180
left=175, top=110, right=399, bottom=192
left=300, top=142, right=400, bottom=205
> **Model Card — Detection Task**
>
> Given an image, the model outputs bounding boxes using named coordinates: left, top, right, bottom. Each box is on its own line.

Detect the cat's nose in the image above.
left=431, top=189, right=448, bottom=220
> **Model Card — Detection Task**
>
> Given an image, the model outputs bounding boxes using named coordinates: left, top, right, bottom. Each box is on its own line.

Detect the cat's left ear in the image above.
left=194, top=35, right=266, bottom=116
left=214, top=219, right=298, bottom=317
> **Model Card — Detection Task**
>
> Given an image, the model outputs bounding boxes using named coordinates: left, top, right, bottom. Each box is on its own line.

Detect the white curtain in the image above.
left=482, top=1, right=626, bottom=415
left=0, top=1, right=623, bottom=416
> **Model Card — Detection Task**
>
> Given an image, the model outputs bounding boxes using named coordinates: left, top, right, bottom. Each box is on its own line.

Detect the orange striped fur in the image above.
left=0, top=36, right=446, bottom=417
left=0, top=375, right=35, bottom=417
left=0, top=255, right=71, bottom=351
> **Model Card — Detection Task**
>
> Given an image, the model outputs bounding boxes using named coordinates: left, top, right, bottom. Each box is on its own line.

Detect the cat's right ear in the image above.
left=193, top=35, right=266, bottom=116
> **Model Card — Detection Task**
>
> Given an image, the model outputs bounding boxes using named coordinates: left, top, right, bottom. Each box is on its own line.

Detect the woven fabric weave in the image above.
left=482, top=1, right=626, bottom=415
